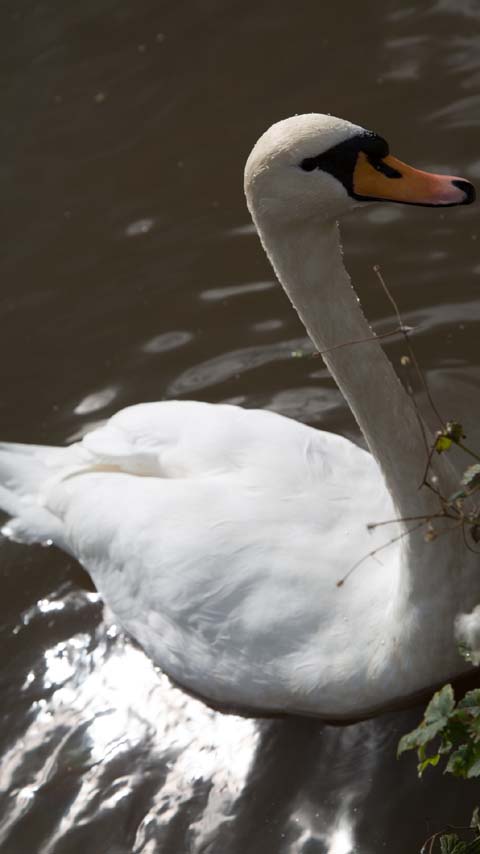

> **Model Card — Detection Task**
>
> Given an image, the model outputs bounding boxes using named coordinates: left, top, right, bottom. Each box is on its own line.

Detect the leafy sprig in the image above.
left=398, top=685, right=480, bottom=779
left=420, top=808, right=480, bottom=853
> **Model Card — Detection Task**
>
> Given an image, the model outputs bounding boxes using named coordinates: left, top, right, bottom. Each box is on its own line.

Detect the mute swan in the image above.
left=0, top=114, right=477, bottom=720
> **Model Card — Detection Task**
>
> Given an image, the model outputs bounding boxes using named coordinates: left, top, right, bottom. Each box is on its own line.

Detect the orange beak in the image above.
left=353, top=151, right=475, bottom=207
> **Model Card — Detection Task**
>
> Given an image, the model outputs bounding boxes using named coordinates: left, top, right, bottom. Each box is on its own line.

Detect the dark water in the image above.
left=1, top=1, right=480, bottom=852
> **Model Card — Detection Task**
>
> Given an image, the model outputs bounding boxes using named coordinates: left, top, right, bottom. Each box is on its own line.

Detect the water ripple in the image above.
left=167, top=337, right=312, bottom=396
left=142, top=330, right=193, bottom=354
left=201, top=281, right=276, bottom=302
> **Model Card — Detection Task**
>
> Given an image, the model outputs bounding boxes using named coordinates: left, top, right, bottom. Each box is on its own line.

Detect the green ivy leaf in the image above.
left=450, top=466, right=480, bottom=503
left=446, top=421, right=466, bottom=443
left=443, top=720, right=470, bottom=747
left=398, top=687, right=456, bottom=762
left=425, top=685, right=455, bottom=723
left=399, top=684, right=480, bottom=790
left=418, top=753, right=441, bottom=775
left=439, top=833, right=466, bottom=854
left=446, top=745, right=471, bottom=778
left=461, top=465, right=480, bottom=492
left=436, top=435, right=453, bottom=453
left=467, top=757, right=480, bottom=779
left=398, top=721, right=447, bottom=756
left=458, top=690, right=480, bottom=716
left=470, top=807, right=480, bottom=833
left=465, top=838, right=480, bottom=854
left=467, top=717, right=480, bottom=738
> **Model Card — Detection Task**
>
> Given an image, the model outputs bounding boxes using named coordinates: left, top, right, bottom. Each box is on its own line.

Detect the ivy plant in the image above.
left=399, top=686, right=480, bottom=852
left=398, top=684, right=480, bottom=778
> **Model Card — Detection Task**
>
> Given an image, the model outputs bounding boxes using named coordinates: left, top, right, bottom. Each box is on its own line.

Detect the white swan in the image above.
left=0, top=114, right=477, bottom=720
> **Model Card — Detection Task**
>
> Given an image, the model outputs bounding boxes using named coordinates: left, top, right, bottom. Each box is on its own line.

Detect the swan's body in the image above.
left=0, top=114, right=477, bottom=719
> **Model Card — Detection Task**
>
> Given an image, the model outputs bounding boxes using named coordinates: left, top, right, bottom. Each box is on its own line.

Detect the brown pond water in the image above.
left=1, top=1, right=480, bottom=852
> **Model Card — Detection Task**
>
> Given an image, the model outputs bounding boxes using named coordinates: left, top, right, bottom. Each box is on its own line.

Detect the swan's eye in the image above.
left=300, top=158, right=317, bottom=172
left=362, top=134, right=389, bottom=160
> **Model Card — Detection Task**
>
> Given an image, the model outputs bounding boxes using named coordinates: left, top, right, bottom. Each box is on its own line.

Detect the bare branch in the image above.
left=373, top=264, right=445, bottom=429
left=317, top=325, right=407, bottom=357
left=367, top=512, right=457, bottom=530
left=336, top=521, right=427, bottom=587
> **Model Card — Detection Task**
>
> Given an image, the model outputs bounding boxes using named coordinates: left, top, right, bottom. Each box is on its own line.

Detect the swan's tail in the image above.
left=0, top=442, right=70, bottom=546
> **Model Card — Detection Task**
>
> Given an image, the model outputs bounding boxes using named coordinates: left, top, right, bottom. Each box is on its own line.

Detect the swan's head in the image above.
left=244, top=113, right=475, bottom=225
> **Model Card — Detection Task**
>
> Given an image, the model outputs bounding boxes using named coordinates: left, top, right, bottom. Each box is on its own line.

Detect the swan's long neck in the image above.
left=259, top=218, right=443, bottom=509
left=255, top=214, right=478, bottom=615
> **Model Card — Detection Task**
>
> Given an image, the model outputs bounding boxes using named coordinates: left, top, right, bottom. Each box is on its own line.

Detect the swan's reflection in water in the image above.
left=0, top=588, right=369, bottom=853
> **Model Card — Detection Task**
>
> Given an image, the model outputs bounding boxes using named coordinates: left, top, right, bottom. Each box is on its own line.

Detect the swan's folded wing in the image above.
left=41, top=453, right=391, bottom=707
left=79, top=399, right=358, bottom=486
left=0, top=399, right=397, bottom=713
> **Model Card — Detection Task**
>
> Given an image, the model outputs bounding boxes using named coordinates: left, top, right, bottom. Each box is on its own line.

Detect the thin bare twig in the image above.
left=421, top=831, right=443, bottom=854
left=420, top=441, right=438, bottom=490
left=373, top=264, right=445, bottom=429
left=374, top=266, right=448, bottom=514
left=367, top=512, right=457, bottom=530
left=336, top=521, right=427, bottom=587
left=456, top=440, right=480, bottom=465
left=317, top=325, right=407, bottom=357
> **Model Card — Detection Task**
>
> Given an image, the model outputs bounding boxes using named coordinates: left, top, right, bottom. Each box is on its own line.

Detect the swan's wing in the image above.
left=79, top=399, right=360, bottom=486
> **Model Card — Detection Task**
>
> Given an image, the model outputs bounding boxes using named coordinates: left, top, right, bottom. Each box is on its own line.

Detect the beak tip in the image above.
left=452, top=178, right=476, bottom=205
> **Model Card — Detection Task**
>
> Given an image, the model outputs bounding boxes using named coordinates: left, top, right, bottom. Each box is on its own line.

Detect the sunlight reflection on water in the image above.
left=0, top=595, right=363, bottom=854
left=1, top=603, right=262, bottom=853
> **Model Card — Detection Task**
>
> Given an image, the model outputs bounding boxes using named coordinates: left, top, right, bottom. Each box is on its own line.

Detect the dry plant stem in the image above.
left=373, top=265, right=445, bottom=429
left=336, top=520, right=427, bottom=587
left=420, top=820, right=479, bottom=854
left=367, top=512, right=457, bottom=530
left=373, top=266, right=447, bottom=515
left=373, top=270, right=442, bottom=503
left=317, top=325, right=407, bottom=357
left=421, top=831, right=442, bottom=854
left=456, top=440, right=480, bottom=465
left=420, top=442, right=438, bottom=491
